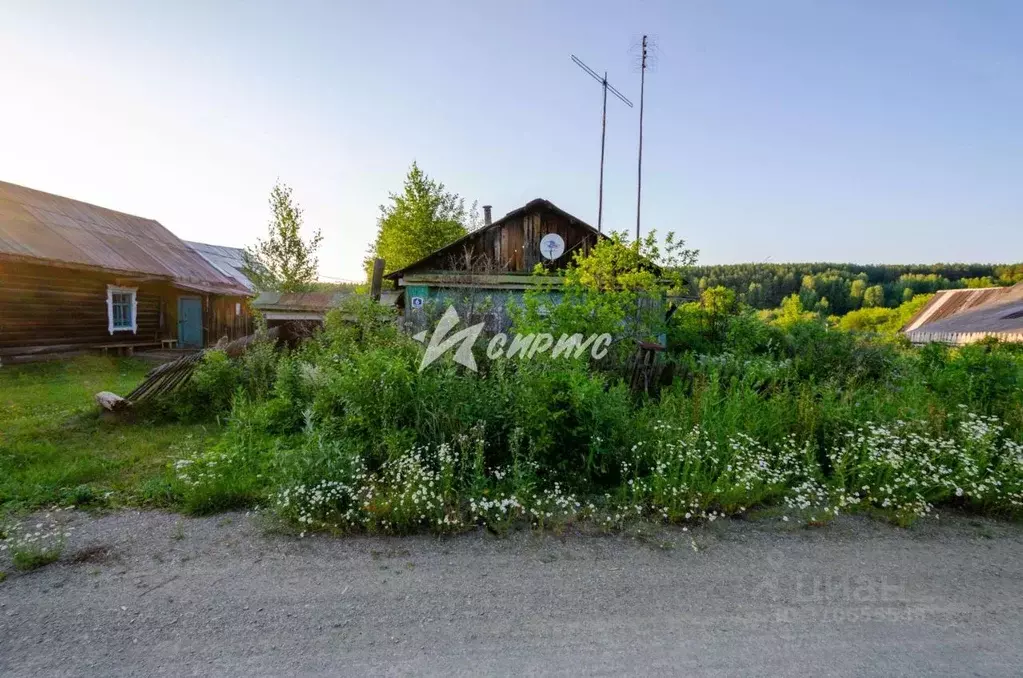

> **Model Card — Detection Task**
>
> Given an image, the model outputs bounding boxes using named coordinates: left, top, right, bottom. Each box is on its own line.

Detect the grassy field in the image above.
left=0, top=356, right=220, bottom=513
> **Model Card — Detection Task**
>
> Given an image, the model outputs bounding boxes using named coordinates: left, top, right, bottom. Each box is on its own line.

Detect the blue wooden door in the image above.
left=178, top=297, right=203, bottom=348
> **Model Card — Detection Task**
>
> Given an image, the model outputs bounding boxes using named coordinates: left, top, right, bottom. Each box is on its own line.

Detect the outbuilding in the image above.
left=901, top=284, right=1023, bottom=345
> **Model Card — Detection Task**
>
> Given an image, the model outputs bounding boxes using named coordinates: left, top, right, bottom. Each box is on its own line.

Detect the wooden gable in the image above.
left=385, top=199, right=602, bottom=280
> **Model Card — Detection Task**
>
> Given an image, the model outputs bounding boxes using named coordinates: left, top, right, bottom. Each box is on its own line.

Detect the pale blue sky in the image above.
left=1, top=1, right=1020, bottom=280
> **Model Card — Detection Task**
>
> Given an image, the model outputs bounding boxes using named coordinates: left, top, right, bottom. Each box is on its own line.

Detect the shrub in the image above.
left=149, top=285, right=1023, bottom=533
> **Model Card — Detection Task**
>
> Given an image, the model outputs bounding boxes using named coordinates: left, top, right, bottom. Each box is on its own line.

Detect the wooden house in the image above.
left=384, top=198, right=605, bottom=329
left=0, top=180, right=253, bottom=361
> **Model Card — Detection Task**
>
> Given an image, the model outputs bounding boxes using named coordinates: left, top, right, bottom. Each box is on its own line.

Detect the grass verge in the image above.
left=0, top=356, right=220, bottom=513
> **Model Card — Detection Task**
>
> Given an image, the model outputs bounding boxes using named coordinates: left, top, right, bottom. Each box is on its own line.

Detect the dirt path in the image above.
left=2, top=510, right=1022, bottom=677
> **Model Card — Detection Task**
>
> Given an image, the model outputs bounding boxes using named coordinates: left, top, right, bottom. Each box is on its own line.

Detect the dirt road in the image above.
left=2, top=511, right=1022, bottom=677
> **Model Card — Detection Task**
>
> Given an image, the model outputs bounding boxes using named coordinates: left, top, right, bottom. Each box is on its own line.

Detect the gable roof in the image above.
left=185, top=241, right=256, bottom=291
left=902, top=284, right=1023, bottom=337
left=384, top=198, right=602, bottom=281
left=0, top=180, right=250, bottom=295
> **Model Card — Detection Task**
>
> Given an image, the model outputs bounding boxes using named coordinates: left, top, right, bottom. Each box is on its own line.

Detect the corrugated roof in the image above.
left=185, top=241, right=256, bottom=291
left=903, top=284, right=1023, bottom=337
left=252, top=291, right=348, bottom=311
left=253, top=290, right=401, bottom=312
left=0, top=180, right=250, bottom=296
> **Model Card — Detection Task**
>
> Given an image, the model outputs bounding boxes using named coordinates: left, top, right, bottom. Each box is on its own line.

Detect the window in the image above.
left=107, top=286, right=138, bottom=334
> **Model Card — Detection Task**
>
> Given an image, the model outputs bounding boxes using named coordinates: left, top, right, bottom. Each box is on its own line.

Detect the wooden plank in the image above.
left=401, top=273, right=564, bottom=285
left=370, top=258, right=385, bottom=301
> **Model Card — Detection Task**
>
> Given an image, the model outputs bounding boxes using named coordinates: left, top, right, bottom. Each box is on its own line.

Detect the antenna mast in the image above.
left=635, top=34, right=648, bottom=242
left=571, top=54, right=633, bottom=233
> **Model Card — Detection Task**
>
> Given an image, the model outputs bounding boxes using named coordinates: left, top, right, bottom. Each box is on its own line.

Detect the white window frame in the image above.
left=107, top=285, right=138, bottom=334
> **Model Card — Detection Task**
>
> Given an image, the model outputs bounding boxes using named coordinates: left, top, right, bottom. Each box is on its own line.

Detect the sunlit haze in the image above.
left=2, top=1, right=1020, bottom=280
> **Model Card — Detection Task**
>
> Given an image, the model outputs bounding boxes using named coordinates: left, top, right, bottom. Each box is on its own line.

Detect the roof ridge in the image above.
left=0, top=179, right=159, bottom=223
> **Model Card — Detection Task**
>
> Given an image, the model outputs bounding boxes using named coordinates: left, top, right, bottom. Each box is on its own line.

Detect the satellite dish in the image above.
left=539, top=233, right=565, bottom=261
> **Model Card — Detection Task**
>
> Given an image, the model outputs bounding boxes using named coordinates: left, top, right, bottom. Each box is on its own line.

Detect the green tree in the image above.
left=365, top=162, right=471, bottom=277
left=244, top=181, right=323, bottom=293
left=513, top=230, right=698, bottom=362
left=702, top=285, right=737, bottom=317
left=849, top=278, right=868, bottom=309
left=862, top=284, right=886, bottom=308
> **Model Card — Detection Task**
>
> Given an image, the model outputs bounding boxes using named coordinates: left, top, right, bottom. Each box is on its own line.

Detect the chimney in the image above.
left=483, top=205, right=492, bottom=226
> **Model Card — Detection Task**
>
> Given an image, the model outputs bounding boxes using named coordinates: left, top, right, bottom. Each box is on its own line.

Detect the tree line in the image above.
left=687, top=263, right=1023, bottom=316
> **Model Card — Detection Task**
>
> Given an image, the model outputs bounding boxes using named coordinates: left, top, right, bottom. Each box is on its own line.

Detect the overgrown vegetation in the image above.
left=3, top=244, right=1021, bottom=538
left=155, top=236, right=1023, bottom=534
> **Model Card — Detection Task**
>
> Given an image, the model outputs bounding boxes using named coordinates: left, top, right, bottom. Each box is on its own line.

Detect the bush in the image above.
left=149, top=288, right=1023, bottom=532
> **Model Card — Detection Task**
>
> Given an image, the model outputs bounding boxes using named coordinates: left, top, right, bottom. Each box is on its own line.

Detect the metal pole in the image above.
left=571, top=55, right=632, bottom=233
left=636, top=35, right=647, bottom=242
left=598, top=72, right=608, bottom=233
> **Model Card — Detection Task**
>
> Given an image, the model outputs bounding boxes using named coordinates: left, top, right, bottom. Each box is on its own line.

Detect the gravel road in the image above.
left=2, top=510, right=1022, bottom=677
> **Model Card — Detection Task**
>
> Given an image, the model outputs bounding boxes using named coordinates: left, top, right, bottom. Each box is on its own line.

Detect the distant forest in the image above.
left=686, top=263, right=1023, bottom=315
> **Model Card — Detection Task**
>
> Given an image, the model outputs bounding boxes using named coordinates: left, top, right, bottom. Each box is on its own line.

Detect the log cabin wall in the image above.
left=0, top=260, right=163, bottom=356
left=0, top=259, right=252, bottom=358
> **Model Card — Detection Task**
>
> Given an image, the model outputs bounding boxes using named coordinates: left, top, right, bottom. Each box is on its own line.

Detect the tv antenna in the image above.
left=571, top=54, right=633, bottom=233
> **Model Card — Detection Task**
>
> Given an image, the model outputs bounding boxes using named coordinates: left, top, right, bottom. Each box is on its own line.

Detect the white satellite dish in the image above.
left=539, top=233, right=565, bottom=261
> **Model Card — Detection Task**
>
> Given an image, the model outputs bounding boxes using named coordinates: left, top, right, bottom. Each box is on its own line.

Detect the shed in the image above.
left=0, top=180, right=253, bottom=360
left=252, top=290, right=402, bottom=327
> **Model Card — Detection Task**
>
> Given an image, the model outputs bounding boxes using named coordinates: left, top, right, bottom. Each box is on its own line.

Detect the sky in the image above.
left=1, top=0, right=1021, bottom=280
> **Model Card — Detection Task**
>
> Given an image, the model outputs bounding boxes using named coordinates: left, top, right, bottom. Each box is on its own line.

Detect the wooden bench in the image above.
left=160, top=339, right=178, bottom=349
left=96, top=342, right=162, bottom=357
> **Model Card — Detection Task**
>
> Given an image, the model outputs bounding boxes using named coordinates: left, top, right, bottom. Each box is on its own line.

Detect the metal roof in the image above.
left=252, top=290, right=401, bottom=312
left=252, top=291, right=348, bottom=311
left=902, top=285, right=1023, bottom=338
left=185, top=241, right=256, bottom=291
left=0, top=180, right=250, bottom=296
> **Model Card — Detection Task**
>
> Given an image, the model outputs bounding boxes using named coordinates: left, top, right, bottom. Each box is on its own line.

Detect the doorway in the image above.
left=177, top=297, right=203, bottom=348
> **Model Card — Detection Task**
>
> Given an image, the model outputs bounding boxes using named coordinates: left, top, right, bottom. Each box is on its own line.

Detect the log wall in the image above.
left=0, top=259, right=252, bottom=357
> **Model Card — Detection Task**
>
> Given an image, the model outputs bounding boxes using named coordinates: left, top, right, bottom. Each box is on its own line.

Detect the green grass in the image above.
left=0, top=356, right=220, bottom=512
left=12, top=545, right=62, bottom=571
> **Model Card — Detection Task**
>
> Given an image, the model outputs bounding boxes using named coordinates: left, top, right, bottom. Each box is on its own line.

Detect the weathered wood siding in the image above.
left=0, top=261, right=162, bottom=355
left=411, top=204, right=598, bottom=274
left=0, top=259, right=252, bottom=357
left=209, top=296, right=253, bottom=343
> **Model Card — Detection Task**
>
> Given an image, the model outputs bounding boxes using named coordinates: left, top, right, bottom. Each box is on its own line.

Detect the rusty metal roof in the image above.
left=252, top=291, right=348, bottom=311
left=0, top=180, right=250, bottom=296
left=902, top=284, right=1023, bottom=336
left=252, top=290, right=401, bottom=312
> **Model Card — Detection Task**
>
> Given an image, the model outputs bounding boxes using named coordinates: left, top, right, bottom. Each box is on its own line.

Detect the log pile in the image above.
left=95, top=328, right=281, bottom=412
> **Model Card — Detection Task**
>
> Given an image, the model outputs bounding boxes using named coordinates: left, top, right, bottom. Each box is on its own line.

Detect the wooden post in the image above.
left=370, top=258, right=385, bottom=302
